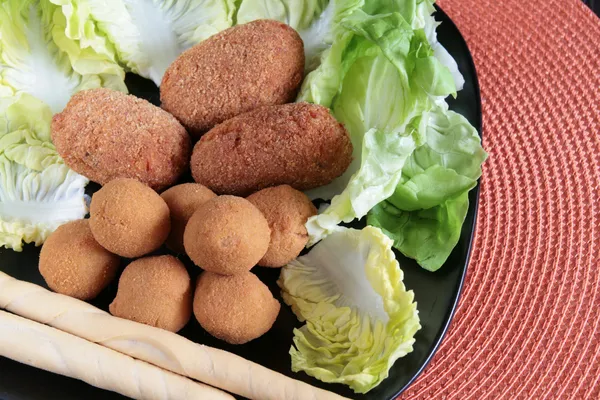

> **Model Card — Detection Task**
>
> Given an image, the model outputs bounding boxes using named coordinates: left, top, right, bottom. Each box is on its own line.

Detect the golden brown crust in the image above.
left=193, top=271, right=280, bottom=344
left=39, top=220, right=120, bottom=300
left=89, top=178, right=171, bottom=258
left=160, top=19, right=304, bottom=137
left=190, top=103, right=353, bottom=196
left=109, top=255, right=193, bottom=333
left=183, top=196, right=270, bottom=275
left=51, top=88, right=191, bottom=190
left=247, top=185, right=317, bottom=267
left=160, top=183, right=217, bottom=254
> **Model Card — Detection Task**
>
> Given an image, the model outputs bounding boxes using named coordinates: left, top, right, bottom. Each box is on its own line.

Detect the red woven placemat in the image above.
left=400, top=0, right=600, bottom=399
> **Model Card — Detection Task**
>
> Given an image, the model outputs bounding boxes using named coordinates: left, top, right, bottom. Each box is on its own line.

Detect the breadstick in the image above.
left=0, top=310, right=233, bottom=400
left=0, top=271, right=349, bottom=400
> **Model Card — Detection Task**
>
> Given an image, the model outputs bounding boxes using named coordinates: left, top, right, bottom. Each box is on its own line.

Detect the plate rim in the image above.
left=390, top=5, right=483, bottom=398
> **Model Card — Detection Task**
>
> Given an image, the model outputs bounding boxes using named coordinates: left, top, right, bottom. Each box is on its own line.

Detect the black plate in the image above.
left=0, top=8, right=481, bottom=400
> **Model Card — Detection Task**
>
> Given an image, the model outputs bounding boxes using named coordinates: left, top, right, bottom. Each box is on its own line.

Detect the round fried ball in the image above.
left=39, top=219, right=119, bottom=300
left=160, top=183, right=217, bottom=254
left=193, top=271, right=280, bottom=344
left=89, top=178, right=170, bottom=258
left=183, top=196, right=270, bottom=275
left=109, top=255, right=192, bottom=332
left=247, top=185, right=317, bottom=267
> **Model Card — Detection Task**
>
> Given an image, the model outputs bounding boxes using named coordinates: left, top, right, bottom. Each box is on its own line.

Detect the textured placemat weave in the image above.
left=401, top=0, right=600, bottom=398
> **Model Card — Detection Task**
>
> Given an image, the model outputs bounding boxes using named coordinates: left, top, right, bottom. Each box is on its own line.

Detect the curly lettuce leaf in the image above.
left=0, top=94, right=88, bottom=251
left=305, top=11, right=455, bottom=244
left=362, top=0, right=464, bottom=91
left=74, top=0, right=235, bottom=85
left=237, top=0, right=364, bottom=72
left=412, top=0, right=464, bottom=91
left=278, top=226, right=420, bottom=393
left=306, top=126, right=422, bottom=245
left=389, top=107, right=487, bottom=211
left=367, top=107, right=487, bottom=270
left=0, top=0, right=126, bottom=113
left=367, top=192, right=469, bottom=271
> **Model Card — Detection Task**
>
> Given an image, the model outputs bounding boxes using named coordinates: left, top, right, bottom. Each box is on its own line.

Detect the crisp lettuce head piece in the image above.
left=0, top=0, right=126, bottom=113
left=304, top=11, right=455, bottom=245
left=367, top=107, right=487, bottom=271
left=279, top=226, right=420, bottom=393
left=72, top=0, right=236, bottom=85
left=361, top=0, right=464, bottom=91
left=0, top=94, right=88, bottom=251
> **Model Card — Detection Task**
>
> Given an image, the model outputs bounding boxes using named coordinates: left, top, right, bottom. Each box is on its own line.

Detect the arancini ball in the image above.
left=183, top=196, right=270, bottom=275
left=39, top=219, right=120, bottom=300
left=89, top=178, right=170, bottom=258
left=193, top=271, right=280, bottom=344
left=109, top=255, right=192, bottom=332
left=160, top=183, right=216, bottom=254
left=247, top=185, right=317, bottom=267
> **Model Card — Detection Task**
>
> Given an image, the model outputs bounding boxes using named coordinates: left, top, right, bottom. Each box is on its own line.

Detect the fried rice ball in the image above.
left=247, top=185, right=317, bottom=267
left=39, top=219, right=120, bottom=300
left=193, top=271, right=280, bottom=344
left=160, top=183, right=217, bottom=254
left=160, top=19, right=304, bottom=137
left=51, top=88, right=191, bottom=191
left=183, top=196, right=270, bottom=275
left=89, top=178, right=170, bottom=258
left=109, top=255, right=192, bottom=332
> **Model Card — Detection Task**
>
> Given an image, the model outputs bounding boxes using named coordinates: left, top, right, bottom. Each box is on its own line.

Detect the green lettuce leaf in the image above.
left=361, top=0, right=464, bottom=91
left=237, top=0, right=364, bottom=72
left=0, top=94, right=88, bottom=251
left=389, top=107, right=487, bottom=211
left=412, top=0, right=464, bottom=91
left=278, top=226, right=420, bottom=393
left=367, top=191, right=469, bottom=271
left=74, top=0, right=235, bottom=85
left=305, top=11, right=455, bottom=244
left=367, top=107, right=487, bottom=271
left=0, top=0, right=126, bottom=113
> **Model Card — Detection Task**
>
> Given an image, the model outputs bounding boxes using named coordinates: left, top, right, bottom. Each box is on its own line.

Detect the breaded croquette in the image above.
left=160, top=20, right=304, bottom=137
left=190, top=103, right=353, bottom=196
left=52, top=88, right=191, bottom=190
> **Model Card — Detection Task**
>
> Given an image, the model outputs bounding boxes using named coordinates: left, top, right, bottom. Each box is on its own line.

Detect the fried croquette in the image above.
left=247, top=185, right=317, bottom=267
left=160, top=19, right=304, bottom=137
left=109, top=255, right=192, bottom=332
left=52, top=88, right=191, bottom=190
left=160, top=183, right=217, bottom=254
left=190, top=103, right=353, bottom=196
left=193, top=271, right=280, bottom=344
left=39, top=220, right=120, bottom=300
left=183, top=196, right=270, bottom=275
left=89, top=178, right=170, bottom=258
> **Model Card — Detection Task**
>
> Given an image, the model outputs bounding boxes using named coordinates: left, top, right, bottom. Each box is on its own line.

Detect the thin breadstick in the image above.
left=0, top=271, right=349, bottom=400
left=0, top=310, right=233, bottom=400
